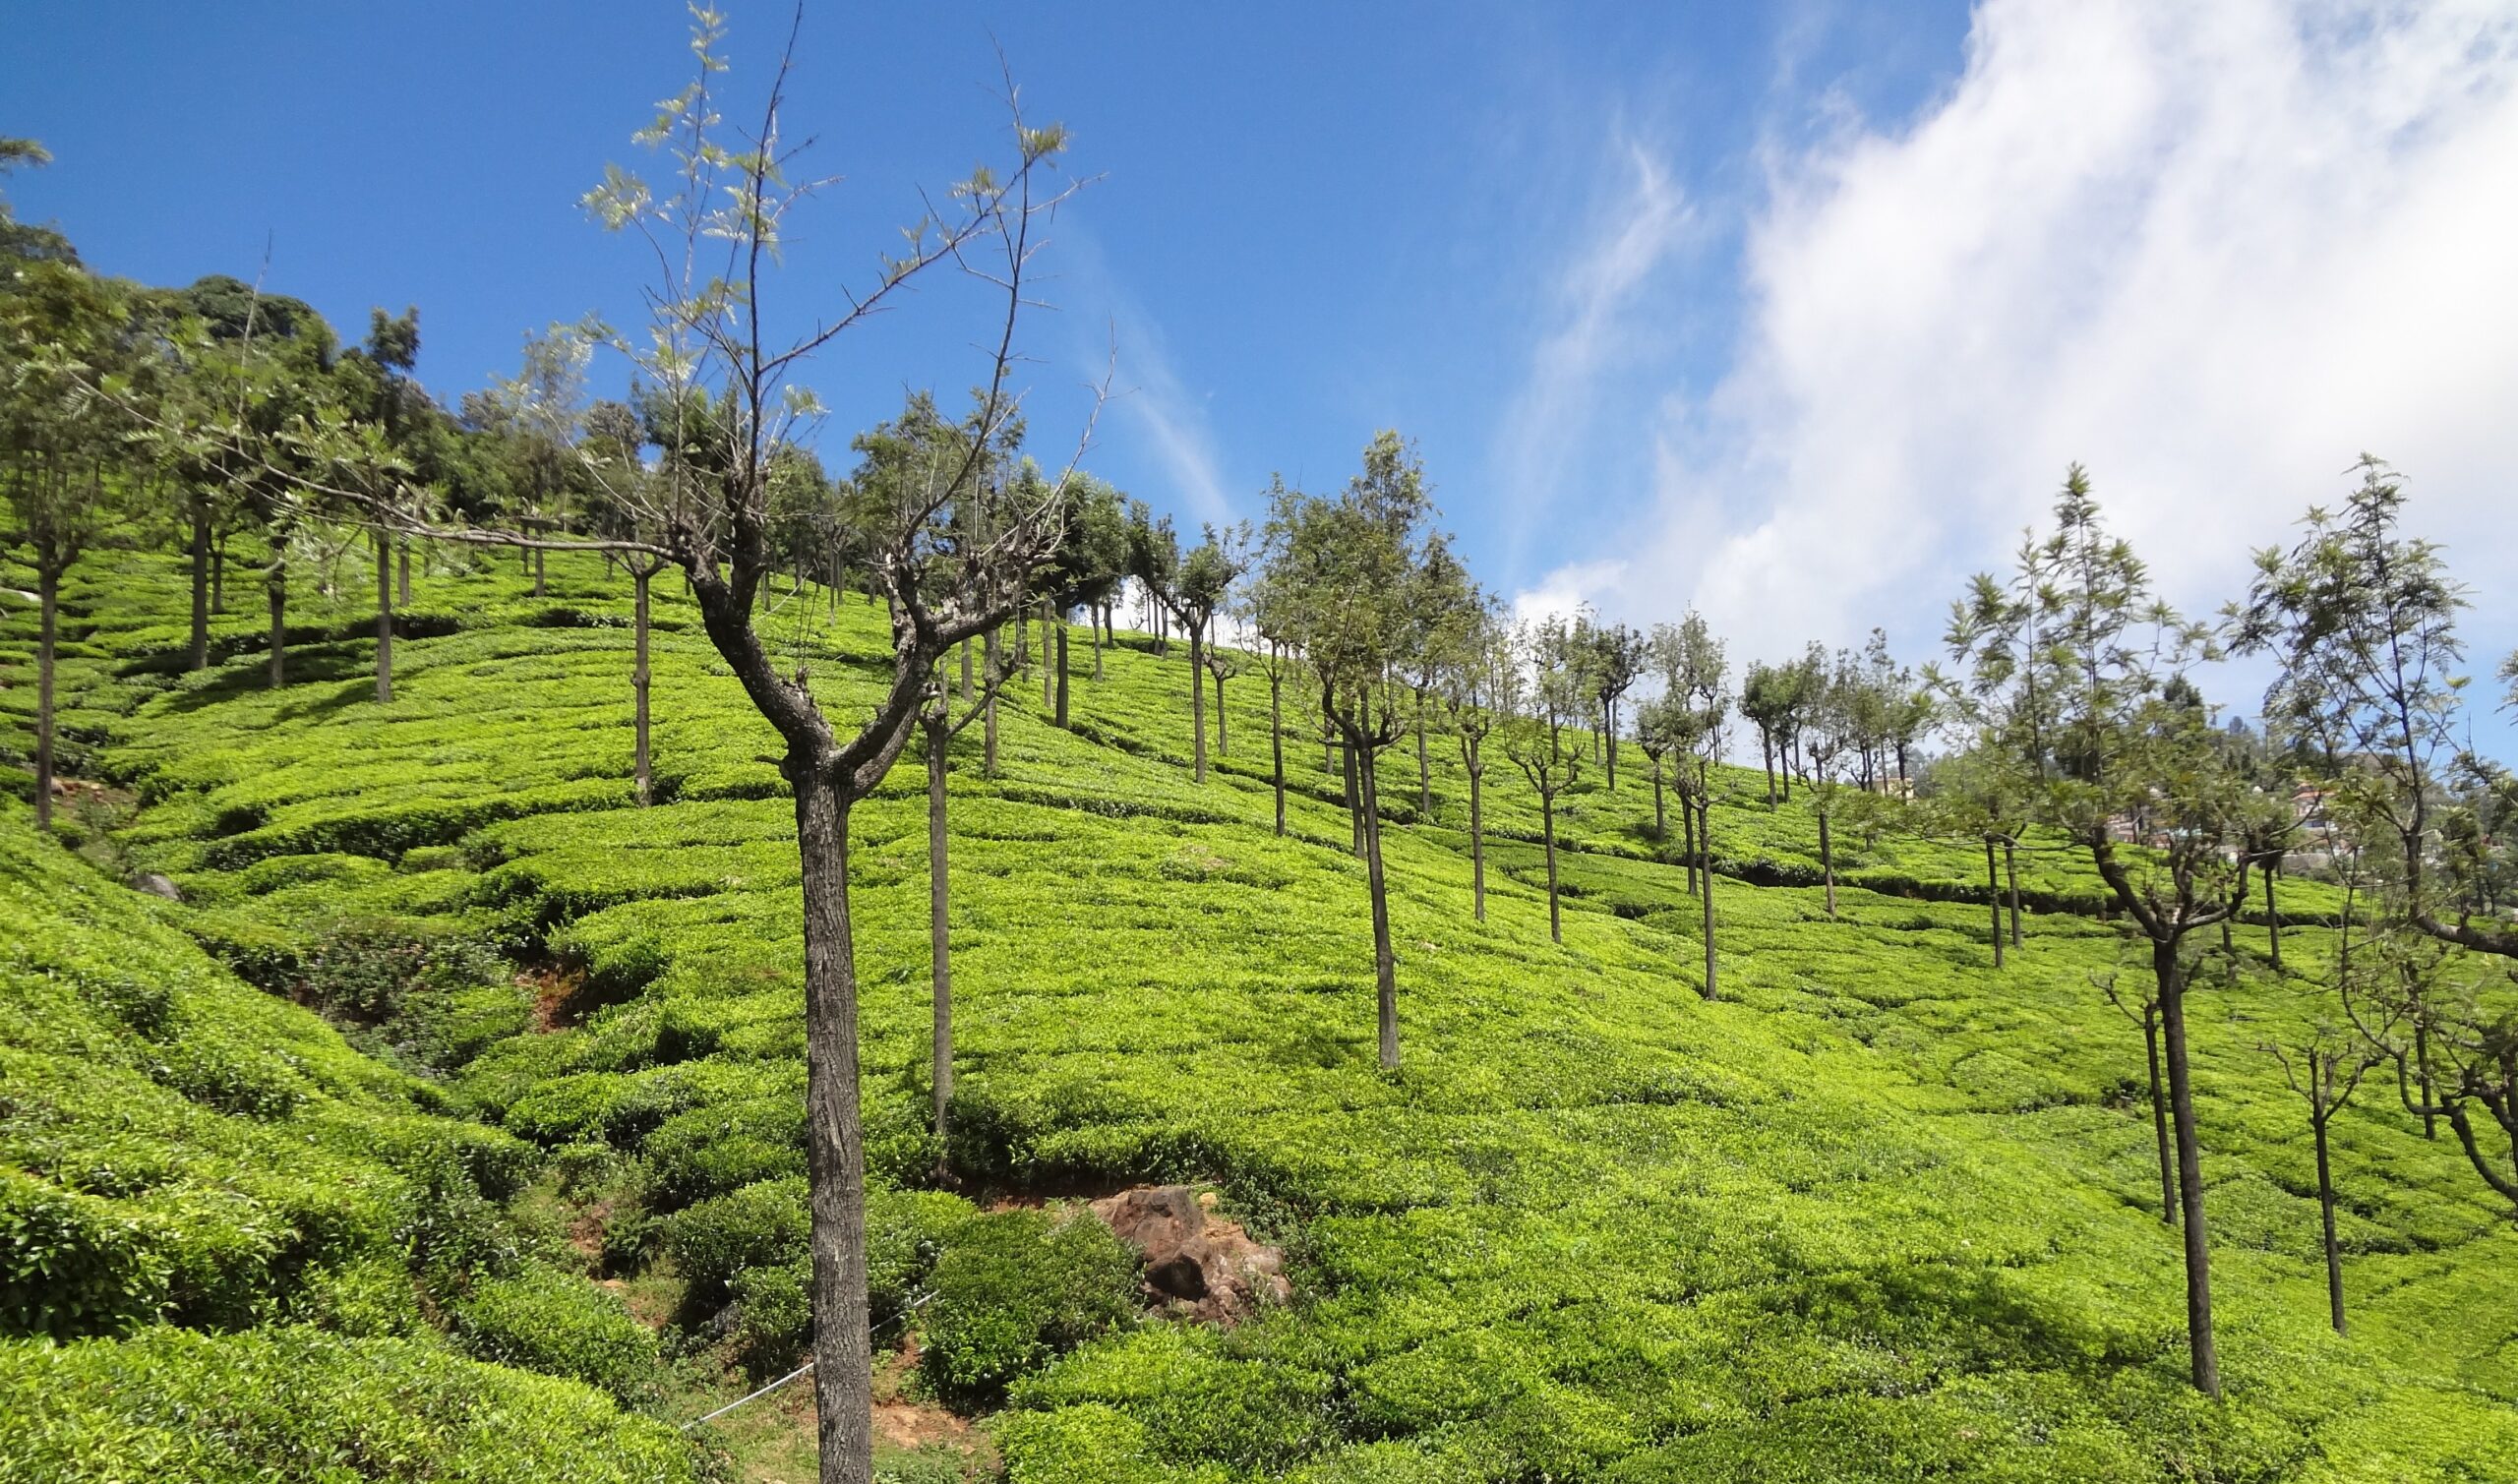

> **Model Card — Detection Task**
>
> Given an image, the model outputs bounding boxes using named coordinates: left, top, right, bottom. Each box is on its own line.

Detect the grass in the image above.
left=3, top=538, right=2513, bottom=1481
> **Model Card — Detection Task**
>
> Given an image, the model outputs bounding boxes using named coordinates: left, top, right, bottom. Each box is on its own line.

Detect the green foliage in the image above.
left=7, top=541, right=2515, bottom=1479
left=921, top=1207, right=1141, bottom=1406
left=0, top=1325, right=699, bottom=1482
left=450, top=1260, right=662, bottom=1405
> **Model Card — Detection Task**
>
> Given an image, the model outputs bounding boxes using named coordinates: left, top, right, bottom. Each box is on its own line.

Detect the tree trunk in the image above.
left=632, top=569, right=654, bottom=806
left=1344, top=742, right=1363, bottom=858
left=2153, top=940, right=2221, bottom=1398
left=1604, top=703, right=1617, bottom=791
left=1542, top=788, right=1562, bottom=945
left=2005, top=838, right=2022, bottom=947
left=1762, top=731, right=1776, bottom=809
left=1213, top=668, right=1227, bottom=757
left=1819, top=806, right=1836, bottom=917
left=982, top=630, right=1000, bottom=778
left=1054, top=622, right=1071, bottom=729
left=1413, top=690, right=1430, bottom=818
left=374, top=527, right=393, bottom=704
left=1041, top=601, right=1055, bottom=711
left=926, top=719, right=953, bottom=1180
left=210, top=531, right=227, bottom=615
left=1268, top=675, right=1286, bottom=837
left=1188, top=625, right=1208, bottom=784
left=794, top=773, right=876, bottom=1484
left=1986, top=838, right=2006, bottom=969
left=2415, top=1022, right=2437, bottom=1140
left=2145, top=1002, right=2176, bottom=1226
left=1469, top=761, right=1486, bottom=923
left=188, top=504, right=210, bottom=672
left=1360, top=751, right=1399, bottom=1070
left=1699, top=795, right=1718, bottom=1000
left=1682, top=791, right=1700, bottom=897
left=397, top=540, right=411, bottom=608
left=33, top=566, right=58, bottom=832
left=267, top=546, right=287, bottom=688
left=2315, top=1110, right=2344, bottom=1334
left=1651, top=765, right=1665, bottom=840
left=2265, top=866, right=2283, bottom=971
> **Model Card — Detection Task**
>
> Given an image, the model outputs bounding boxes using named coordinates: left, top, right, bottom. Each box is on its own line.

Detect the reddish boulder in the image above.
left=1089, top=1185, right=1289, bottom=1324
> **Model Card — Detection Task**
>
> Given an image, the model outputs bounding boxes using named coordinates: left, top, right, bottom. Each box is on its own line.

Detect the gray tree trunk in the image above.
left=795, top=774, right=876, bottom=1477
left=33, top=567, right=58, bottom=831
left=1699, top=795, right=1717, bottom=1000
left=1542, top=788, right=1562, bottom=945
left=927, top=717, right=953, bottom=1179
left=1819, top=807, right=1836, bottom=918
left=632, top=568, right=654, bottom=805
left=1469, top=758, right=1486, bottom=922
left=2315, top=1111, right=2344, bottom=1334
left=1054, top=623, right=1071, bottom=729
left=1268, top=676, right=1287, bottom=835
left=2265, top=867, right=2283, bottom=970
left=1360, top=751, right=1399, bottom=1070
left=267, top=546, right=287, bottom=688
left=374, top=528, right=393, bottom=704
left=2153, top=938, right=2221, bottom=1398
left=1682, top=790, right=1700, bottom=897
left=1986, top=839, right=2006, bottom=969
left=189, top=505, right=210, bottom=672
left=2145, top=1002, right=2176, bottom=1225
left=2005, top=838, right=2022, bottom=947
left=1188, top=624, right=1208, bottom=783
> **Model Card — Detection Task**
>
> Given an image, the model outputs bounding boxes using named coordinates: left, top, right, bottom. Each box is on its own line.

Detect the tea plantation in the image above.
left=6, top=542, right=2516, bottom=1482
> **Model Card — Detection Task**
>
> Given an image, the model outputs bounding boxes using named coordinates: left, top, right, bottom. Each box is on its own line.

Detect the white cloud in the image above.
left=1492, top=142, right=1692, bottom=566
left=1114, top=319, right=1232, bottom=529
left=1581, top=0, right=2518, bottom=701
left=1511, top=559, right=1628, bottom=630
left=1057, top=230, right=1234, bottom=529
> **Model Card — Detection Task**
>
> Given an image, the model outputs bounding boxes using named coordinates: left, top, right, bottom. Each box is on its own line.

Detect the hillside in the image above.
left=6, top=542, right=2517, bottom=1482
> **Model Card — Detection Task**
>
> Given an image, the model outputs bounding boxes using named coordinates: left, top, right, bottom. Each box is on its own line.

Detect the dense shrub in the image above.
left=920, top=1207, right=1141, bottom=1406
left=661, top=1175, right=809, bottom=1299
left=0, top=1325, right=698, bottom=1482
left=450, top=1261, right=662, bottom=1404
left=0, top=1172, right=170, bottom=1338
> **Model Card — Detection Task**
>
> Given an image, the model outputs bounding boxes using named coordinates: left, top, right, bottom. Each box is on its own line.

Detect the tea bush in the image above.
left=920, top=1207, right=1142, bottom=1406
left=9, top=544, right=2511, bottom=1480
left=450, top=1260, right=662, bottom=1404
left=0, top=1325, right=698, bottom=1483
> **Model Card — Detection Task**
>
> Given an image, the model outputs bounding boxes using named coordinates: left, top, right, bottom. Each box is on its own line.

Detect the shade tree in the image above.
left=262, top=21, right=1097, bottom=1480
left=1948, top=464, right=2257, bottom=1398
left=1262, top=431, right=1445, bottom=1069
left=2234, top=457, right=2518, bottom=1217
left=1433, top=591, right=1511, bottom=920
left=1508, top=612, right=1587, bottom=946
left=0, top=258, right=148, bottom=829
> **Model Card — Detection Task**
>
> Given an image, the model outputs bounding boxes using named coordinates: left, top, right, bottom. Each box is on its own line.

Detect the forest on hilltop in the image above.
left=7, top=21, right=2518, bottom=1484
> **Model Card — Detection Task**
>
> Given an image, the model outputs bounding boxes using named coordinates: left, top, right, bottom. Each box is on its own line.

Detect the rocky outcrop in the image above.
left=1089, top=1185, right=1289, bottom=1324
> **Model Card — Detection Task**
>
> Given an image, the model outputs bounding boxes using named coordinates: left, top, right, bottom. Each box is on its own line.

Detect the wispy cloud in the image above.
left=1491, top=140, right=1691, bottom=569
left=1060, top=230, right=1233, bottom=528
left=1566, top=0, right=2518, bottom=700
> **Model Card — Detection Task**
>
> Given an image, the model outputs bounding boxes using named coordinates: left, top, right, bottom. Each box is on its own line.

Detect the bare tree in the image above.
left=1264, top=435, right=1444, bottom=1069
left=274, top=21, right=1094, bottom=1482
left=1509, top=614, right=1586, bottom=946
left=1436, top=596, right=1510, bottom=921
left=2264, top=1029, right=2380, bottom=1335
left=2, top=261, right=143, bottom=830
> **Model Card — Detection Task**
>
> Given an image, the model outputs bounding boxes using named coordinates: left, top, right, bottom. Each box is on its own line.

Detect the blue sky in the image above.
left=10, top=2, right=2517, bottom=747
